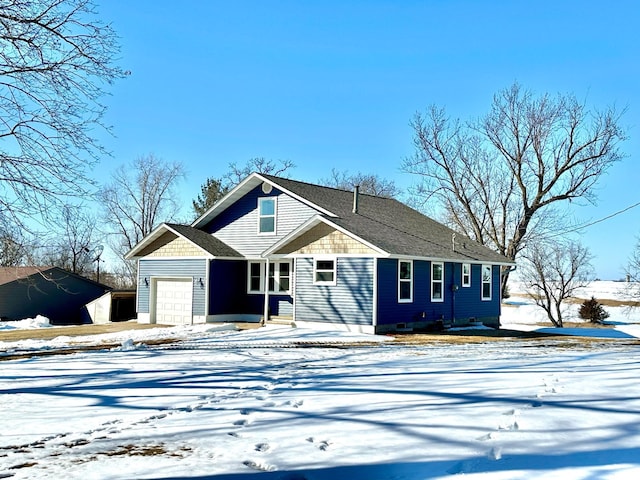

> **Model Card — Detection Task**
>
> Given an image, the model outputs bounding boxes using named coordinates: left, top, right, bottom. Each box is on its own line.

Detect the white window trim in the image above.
left=481, top=264, right=492, bottom=301
left=398, top=259, right=413, bottom=303
left=431, top=261, right=444, bottom=303
left=248, top=260, right=292, bottom=294
left=247, top=261, right=264, bottom=293
left=269, top=260, right=292, bottom=294
left=462, top=263, right=471, bottom=288
left=258, top=197, right=277, bottom=235
left=313, top=257, right=337, bottom=286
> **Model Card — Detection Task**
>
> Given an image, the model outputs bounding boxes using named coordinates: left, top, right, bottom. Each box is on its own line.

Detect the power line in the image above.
left=546, top=200, right=640, bottom=239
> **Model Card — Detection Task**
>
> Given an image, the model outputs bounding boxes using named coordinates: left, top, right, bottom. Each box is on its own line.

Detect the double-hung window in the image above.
left=248, top=261, right=292, bottom=294
left=314, top=258, right=336, bottom=285
left=398, top=260, right=413, bottom=302
left=258, top=198, right=276, bottom=234
left=462, top=263, right=471, bottom=287
left=268, top=261, right=291, bottom=293
left=481, top=265, right=492, bottom=300
left=248, top=261, right=263, bottom=293
left=431, top=261, right=444, bottom=302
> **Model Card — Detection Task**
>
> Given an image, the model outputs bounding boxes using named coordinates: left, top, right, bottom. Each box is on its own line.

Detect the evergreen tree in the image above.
left=578, top=297, right=610, bottom=324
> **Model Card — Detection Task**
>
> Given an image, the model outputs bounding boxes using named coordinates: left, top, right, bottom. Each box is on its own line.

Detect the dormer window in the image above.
left=258, top=197, right=276, bottom=234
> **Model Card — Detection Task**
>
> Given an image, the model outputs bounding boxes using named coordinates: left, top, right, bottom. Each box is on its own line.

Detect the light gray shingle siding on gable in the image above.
left=206, top=185, right=319, bottom=257
left=138, top=258, right=207, bottom=315
left=295, top=257, right=374, bottom=325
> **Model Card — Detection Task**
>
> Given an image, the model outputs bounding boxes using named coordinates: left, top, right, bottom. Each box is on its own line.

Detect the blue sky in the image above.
left=97, top=0, right=639, bottom=280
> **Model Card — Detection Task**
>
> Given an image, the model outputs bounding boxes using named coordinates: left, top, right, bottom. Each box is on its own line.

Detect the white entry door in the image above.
left=154, top=278, right=193, bottom=325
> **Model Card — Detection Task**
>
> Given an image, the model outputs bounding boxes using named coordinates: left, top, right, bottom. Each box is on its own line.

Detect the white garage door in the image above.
left=154, top=278, right=193, bottom=325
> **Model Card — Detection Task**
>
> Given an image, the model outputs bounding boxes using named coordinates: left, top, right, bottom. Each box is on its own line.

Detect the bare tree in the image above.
left=625, top=237, right=640, bottom=299
left=520, top=240, right=592, bottom=327
left=320, top=168, right=400, bottom=198
left=0, top=226, right=31, bottom=266
left=0, top=0, right=125, bottom=231
left=40, top=205, right=98, bottom=276
left=101, top=154, right=185, bottom=284
left=403, top=83, right=626, bottom=295
left=223, top=157, right=295, bottom=187
left=192, top=177, right=229, bottom=219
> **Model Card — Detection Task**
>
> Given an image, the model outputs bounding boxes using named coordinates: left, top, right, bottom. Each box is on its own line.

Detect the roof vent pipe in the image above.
left=352, top=185, right=360, bottom=214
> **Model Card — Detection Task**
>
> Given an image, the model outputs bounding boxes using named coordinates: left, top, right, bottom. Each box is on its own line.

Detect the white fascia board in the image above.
left=262, top=215, right=388, bottom=258
left=125, top=223, right=215, bottom=260
left=124, top=223, right=171, bottom=259
left=252, top=173, right=337, bottom=218
left=390, top=253, right=515, bottom=266
left=191, top=174, right=264, bottom=228
left=162, top=224, right=215, bottom=259
left=192, top=173, right=338, bottom=229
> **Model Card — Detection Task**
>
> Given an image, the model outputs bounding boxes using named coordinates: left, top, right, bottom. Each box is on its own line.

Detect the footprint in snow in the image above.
left=318, top=441, right=331, bottom=451
left=255, top=443, right=271, bottom=452
left=498, top=420, right=519, bottom=431
left=243, top=460, right=276, bottom=472
left=286, top=399, right=304, bottom=408
left=488, top=446, right=502, bottom=460
left=502, top=409, right=520, bottom=416
left=233, top=418, right=251, bottom=427
left=305, top=437, right=331, bottom=450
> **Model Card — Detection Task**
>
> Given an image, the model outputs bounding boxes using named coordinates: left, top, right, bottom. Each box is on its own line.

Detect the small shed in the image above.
left=0, top=266, right=112, bottom=325
left=86, top=290, right=137, bottom=324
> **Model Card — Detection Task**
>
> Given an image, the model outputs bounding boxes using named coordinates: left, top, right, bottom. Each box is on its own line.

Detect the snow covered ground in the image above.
left=1, top=282, right=640, bottom=479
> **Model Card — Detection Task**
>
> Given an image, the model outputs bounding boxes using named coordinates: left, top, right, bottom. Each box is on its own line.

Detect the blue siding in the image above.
left=376, top=259, right=501, bottom=326
left=451, top=264, right=501, bottom=321
left=209, top=260, right=293, bottom=316
left=138, top=259, right=207, bottom=315
left=295, top=257, right=374, bottom=325
left=203, top=185, right=318, bottom=256
left=209, top=260, right=257, bottom=315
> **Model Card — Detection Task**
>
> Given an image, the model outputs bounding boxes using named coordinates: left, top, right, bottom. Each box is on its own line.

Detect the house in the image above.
left=125, top=173, right=515, bottom=334
left=0, top=266, right=113, bottom=325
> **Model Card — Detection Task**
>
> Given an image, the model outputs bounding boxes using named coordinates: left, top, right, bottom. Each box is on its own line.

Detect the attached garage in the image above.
left=152, top=278, right=193, bottom=325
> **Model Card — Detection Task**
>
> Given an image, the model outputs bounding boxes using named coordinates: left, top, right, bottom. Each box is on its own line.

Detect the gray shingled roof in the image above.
left=261, top=174, right=513, bottom=264
left=166, top=223, right=243, bottom=258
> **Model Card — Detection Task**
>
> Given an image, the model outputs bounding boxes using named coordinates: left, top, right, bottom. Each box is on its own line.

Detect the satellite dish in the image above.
left=89, top=245, right=104, bottom=262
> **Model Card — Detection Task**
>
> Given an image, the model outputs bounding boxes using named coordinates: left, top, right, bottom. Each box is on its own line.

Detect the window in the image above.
left=279, top=262, right=291, bottom=292
left=268, top=261, right=291, bottom=293
left=248, top=261, right=292, bottom=294
left=248, top=261, right=263, bottom=293
left=258, top=198, right=276, bottom=234
left=314, top=259, right=336, bottom=285
left=462, top=263, right=471, bottom=287
left=398, top=260, right=413, bottom=302
left=482, top=265, right=492, bottom=300
left=431, top=262, right=444, bottom=302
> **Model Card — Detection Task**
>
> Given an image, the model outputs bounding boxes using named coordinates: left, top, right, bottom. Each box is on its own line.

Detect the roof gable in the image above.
left=192, top=173, right=336, bottom=229
left=125, top=223, right=242, bottom=259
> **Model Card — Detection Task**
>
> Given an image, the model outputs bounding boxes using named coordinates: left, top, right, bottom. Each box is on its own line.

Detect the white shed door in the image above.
left=155, top=279, right=193, bottom=325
